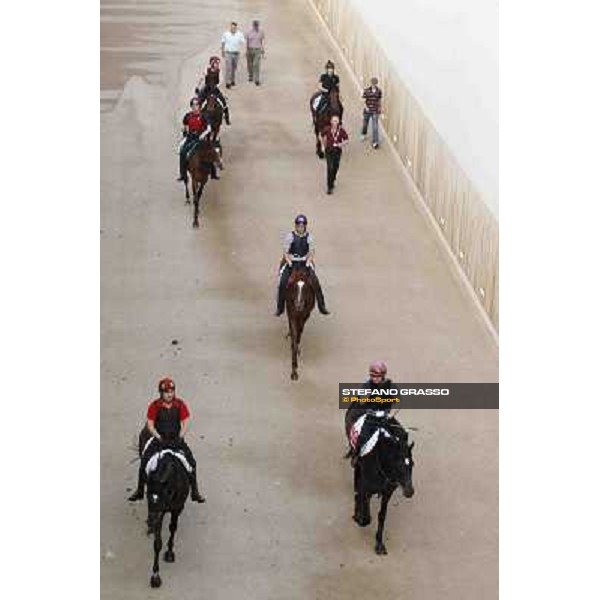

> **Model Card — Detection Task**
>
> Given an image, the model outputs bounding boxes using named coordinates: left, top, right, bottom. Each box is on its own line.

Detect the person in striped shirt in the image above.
left=361, top=77, right=383, bottom=149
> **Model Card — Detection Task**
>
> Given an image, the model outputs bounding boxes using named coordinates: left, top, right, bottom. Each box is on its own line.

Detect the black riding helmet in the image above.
left=295, top=214, right=308, bottom=226
left=190, top=96, right=200, bottom=107
left=325, top=60, right=335, bottom=70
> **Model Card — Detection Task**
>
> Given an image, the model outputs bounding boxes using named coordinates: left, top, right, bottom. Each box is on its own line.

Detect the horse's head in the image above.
left=206, top=94, right=218, bottom=109
left=380, top=434, right=415, bottom=498
left=146, top=452, right=187, bottom=511
left=287, top=267, right=314, bottom=313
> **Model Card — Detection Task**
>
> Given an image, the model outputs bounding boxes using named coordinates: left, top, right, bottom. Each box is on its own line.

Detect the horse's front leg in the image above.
left=375, top=489, right=393, bottom=555
left=352, top=465, right=371, bottom=527
left=315, top=132, right=324, bottom=159
left=289, top=317, right=299, bottom=381
left=150, top=512, right=165, bottom=587
left=296, top=318, right=307, bottom=357
left=163, top=510, right=180, bottom=563
left=192, top=180, right=203, bottom=228
left=184, top=177, right=190, bottom=204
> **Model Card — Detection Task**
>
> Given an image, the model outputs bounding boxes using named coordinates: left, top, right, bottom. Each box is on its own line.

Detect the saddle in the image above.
left=145, top=449, right=193, bottom=475
left=185, top=136, right=211, bottom=161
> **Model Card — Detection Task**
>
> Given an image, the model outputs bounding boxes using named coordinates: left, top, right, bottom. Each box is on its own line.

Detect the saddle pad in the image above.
left=360, top=426, right=392, bottom=457
left=186, top=139, right=202, bottom=161
left=311, top=95, right=322, bottom=112
left=145, top=449, right=193, bottom=475
left=349, top=412, right=392, bottom=457
left=349, top=414, right=367, bottom=450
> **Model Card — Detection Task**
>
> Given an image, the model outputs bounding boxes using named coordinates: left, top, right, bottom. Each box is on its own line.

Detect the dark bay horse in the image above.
left=311, top=88, right=344, bottom=159
left=184, top=141, right=222, bottom=228
left=285, top=264, right=315, bottom=380
left=202, top=93, right=223, bottom=142
left=137, top=428, right=190, bottom=588
left=345, top=412, right=415, bottom=555
left=202, top=94, right=224, bottom=166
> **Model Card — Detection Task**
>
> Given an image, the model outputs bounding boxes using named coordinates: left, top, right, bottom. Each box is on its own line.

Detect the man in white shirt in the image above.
left=221, top=22, right=245, bottom=89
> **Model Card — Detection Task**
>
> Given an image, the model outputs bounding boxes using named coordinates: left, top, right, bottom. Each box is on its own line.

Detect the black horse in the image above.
left=346, top=413, right=415, bottom=555
left=137, top=428, right=191, bottom=588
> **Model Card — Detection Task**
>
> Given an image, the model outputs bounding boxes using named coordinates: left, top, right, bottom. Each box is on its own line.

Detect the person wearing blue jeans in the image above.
left=361, top=77, right=382, bottom=149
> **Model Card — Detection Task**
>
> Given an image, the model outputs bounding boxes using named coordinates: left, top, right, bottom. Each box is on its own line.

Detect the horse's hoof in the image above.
left=375, top=543, right=388, bottom=555
left=150, top=574, right=162, bottom=588
left=352, top=514, right=371, bottom=527
left=185, top=199, right=191, bottom=205
left=291, top=372, right=298, bottom=381
left=164, top=550, right=175, bottom=563
left=193, top=220, right=199, bottom=229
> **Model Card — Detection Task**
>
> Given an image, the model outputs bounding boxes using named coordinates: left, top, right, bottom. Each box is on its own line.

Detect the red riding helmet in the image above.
left=369, top=360, right=387, bottom=377
left=158, top=377, right=176, bottom=393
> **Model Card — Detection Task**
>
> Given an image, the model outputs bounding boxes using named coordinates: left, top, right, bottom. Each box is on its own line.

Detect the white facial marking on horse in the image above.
left=404, top=458, right=410, bottom=466
left=297, top=281, right=305, bottom=304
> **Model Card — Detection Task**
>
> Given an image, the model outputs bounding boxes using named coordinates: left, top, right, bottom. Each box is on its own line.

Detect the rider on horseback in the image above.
left=128, top=377, right=205, bottom=503
left=275, top=214, right=330, bottom=316
left=314, top=60, right=340, bottom=115
left=346, top=361, right=407, bottom=463
left=177, top=97, right=222, bottom=182
left=195, top=56, right=231, bottom=125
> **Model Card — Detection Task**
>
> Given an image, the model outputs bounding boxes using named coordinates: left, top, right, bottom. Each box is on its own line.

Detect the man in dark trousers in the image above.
left=320, top=115, right=349, bottom=194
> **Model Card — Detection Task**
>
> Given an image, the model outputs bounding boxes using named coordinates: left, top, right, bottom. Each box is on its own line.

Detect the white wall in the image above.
left=349, top=0, right=498, bottom=218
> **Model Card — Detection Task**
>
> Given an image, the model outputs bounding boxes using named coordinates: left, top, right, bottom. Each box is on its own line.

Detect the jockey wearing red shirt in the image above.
left=128, top=378, right=205, bottom=503
left=177, top=97, right=221, bottom=183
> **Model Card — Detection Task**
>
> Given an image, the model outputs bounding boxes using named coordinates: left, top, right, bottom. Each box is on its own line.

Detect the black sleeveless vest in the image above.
left=288, top=231, right=310, bottom=257
left=154, top=404, right=181, bottom=440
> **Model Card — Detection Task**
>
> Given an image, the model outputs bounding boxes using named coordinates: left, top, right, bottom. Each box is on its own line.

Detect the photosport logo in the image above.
left=338, top=383, right=499, bottom=409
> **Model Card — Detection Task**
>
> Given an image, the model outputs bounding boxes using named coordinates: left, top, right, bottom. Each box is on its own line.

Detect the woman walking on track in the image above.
left=321, top=115, right=349, bottom=194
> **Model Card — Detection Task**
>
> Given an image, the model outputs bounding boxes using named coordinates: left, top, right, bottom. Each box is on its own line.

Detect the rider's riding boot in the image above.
left=189, top=470, right=206, bottom=503
left=128, top=466, right=145, bottom=501
left=210, top=164, right=220, bottom=180
left=177, top=153, right=187, bottom=182
left=313, top=279, right=330, bottom=314
left=224, top=108, right=231, bottom=125
left=275, top=279, right=286, bottom=316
